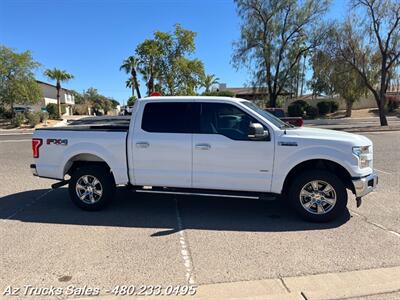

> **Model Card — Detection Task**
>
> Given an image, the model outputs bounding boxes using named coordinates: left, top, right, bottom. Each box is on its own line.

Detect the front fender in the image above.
left=270, top=145, right=362, bottom=194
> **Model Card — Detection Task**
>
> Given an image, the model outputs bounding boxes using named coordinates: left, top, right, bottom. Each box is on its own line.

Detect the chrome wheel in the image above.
left=299, top=180, right=336, bottom=215
left=75, top=175, right=103, bottom=204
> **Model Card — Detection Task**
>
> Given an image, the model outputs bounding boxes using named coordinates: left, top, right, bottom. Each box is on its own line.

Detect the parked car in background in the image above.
left=123, top=106, right=133, bottom=115
left=13, top=107, right=35, bottom=114
left=31, top=96, right=377, bottom=222
left=265, top=108, right=303, bottom=127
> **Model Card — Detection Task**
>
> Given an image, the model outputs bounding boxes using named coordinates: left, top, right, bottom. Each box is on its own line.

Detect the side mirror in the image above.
left=248, top=123, right=269, bottom=141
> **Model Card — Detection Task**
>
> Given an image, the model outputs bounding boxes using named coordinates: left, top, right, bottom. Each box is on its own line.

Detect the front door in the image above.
left=192, top=102, right=274, bottom=192
left=132, top=101, right=194, bottom=188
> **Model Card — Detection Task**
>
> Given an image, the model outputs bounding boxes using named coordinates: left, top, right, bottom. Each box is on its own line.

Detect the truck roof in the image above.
left=138, top=96, right=247, bottom=103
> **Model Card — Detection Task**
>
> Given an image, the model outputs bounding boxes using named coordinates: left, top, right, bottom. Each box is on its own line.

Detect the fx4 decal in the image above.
left=47, top=138, right=68, bottom=145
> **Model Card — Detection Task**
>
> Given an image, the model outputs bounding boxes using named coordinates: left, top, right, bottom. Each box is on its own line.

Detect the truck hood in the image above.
left=283, top=126, right=372, bottom=146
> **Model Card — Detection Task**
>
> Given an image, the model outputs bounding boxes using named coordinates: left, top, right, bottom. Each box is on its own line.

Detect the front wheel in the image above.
left=68, top=165, right=116, bottom=211
left=288, top=170, right=348, bottom=222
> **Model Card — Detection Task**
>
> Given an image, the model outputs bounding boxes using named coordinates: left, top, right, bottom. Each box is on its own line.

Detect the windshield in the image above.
left=241, top=101, right=291, bottom=129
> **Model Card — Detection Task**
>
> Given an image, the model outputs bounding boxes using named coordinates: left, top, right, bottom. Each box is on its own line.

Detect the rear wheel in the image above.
left=288, top=170, right=347, bottom=222
left=68, top=164, right=115, bottom=211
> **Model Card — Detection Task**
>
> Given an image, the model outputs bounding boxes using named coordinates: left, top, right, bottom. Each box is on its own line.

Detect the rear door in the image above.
left=132, top=101, right=194, bottom=188
left=192, top=102, right=274, bottom=192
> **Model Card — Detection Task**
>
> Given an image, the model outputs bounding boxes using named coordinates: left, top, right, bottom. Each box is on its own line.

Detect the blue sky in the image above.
left=0, top=0, right=346, bottom=104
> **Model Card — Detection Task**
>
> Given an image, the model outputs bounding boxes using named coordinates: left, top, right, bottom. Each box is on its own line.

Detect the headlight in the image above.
left=352, top=146, right=372, bottom=169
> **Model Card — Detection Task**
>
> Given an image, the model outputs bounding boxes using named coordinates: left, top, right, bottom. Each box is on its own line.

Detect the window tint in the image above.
left=241, top=101, right=287, bottom=128
left=142, top=102, right=193, bottom=133
left=199, top=103, right=262, bottom=140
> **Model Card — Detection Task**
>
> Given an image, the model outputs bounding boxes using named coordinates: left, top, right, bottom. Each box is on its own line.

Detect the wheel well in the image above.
left=282, top=159, right=354, bottom=195
left=64, top=153, right=112, bottom=177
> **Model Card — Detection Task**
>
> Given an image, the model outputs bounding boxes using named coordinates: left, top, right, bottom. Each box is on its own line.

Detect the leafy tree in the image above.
left=201, top=74, right=220, bottom=93
left=310, top=49, right=366, bottom=117
left=127, top=96, right=137, bottom=106
left=0, top=46, right=42, bottom=115
left=81, top=88, right=118, bottom=114
left=175, top=57, right=204, bottom=95
left=232, top=0, right=330, bottom=107
left=44, top=68, right=74, bottom=118
left=109, top=99, right=119, bottom=109
left=120, top=56, right=141, bottom=99
left=334, top=0, right=400, bottom=126
left=136, top=39, right=163, bottom=96
left=131, top=24, right=205, bottom=96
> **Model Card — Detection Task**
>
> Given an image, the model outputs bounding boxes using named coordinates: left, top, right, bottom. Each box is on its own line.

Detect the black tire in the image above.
left=288, top=170, right=348, bottom=222
left=68, top=164, right=116, bottom=211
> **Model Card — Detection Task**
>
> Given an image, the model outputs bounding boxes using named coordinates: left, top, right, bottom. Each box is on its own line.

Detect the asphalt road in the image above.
left=0, top=131, right=399, bottom=297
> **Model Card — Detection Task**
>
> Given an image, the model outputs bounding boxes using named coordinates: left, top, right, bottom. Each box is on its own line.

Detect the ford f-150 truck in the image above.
left=31, top=96, right=378, bottom=222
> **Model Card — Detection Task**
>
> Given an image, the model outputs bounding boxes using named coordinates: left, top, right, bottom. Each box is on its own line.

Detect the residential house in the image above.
left=218, top=83, right=269, bottom=102
left=217, top=83, right=293, bottom=108
left=15, top=80, right=75, bottom=115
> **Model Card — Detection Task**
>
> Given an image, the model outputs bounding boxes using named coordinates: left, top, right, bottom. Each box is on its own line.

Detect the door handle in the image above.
left=195, top=143, right=211, bottom=150
left=136, top=142, right=149, bottom=148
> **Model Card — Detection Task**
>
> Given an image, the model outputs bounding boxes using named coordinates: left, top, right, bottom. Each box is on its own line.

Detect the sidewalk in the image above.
left=78, top=266, right=400, bottom=299
left=0, top=119, right=67, bottom=134
left=304, top=115, right=400, bottom=126
left=173, top=266, right=400, bottom=300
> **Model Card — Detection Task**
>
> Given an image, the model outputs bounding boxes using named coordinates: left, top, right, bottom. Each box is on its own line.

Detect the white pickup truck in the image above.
left=31, top=96, right=378, bottom=222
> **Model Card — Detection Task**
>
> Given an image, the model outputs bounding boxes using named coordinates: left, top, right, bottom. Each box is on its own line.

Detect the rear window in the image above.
left=141, top=102, right=193, bottom=133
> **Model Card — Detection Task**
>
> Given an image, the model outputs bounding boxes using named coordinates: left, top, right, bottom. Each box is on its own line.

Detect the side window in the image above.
left=200, top=103, right=262, bottom=140
left=141, top=102, right=193, bottom=133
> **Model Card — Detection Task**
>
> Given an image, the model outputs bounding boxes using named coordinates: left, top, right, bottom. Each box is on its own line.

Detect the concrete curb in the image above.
left=190, top=266, right=400, bottom=300
left=76, top=266, right=400, bottom=299
left=305, top=125, right=400, bottom=133
left=334, top=127, right=400, bottom=133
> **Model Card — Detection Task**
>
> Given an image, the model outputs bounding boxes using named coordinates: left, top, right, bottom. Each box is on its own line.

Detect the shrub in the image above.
left=387, top=98, right=399, bottom=112
left=73, top=104, right=89, bottom=115
left=26, top=112, right=41, bottom=127
left=288, top=100, right=309, bottom=117
left=0, top=107, right=13, bottom=119
left=329, top=101, right=339, bottom=113
left=39, top=111, right=49, bottom=123
left=202, top=90, right=235, bottom=97
left=317, top=101, right=331, bottom=115
left=46, top=103, right=66, bottom=119
left=305, top=106, right=319, bottom=119
left=13, top=112, right=25, bottom=127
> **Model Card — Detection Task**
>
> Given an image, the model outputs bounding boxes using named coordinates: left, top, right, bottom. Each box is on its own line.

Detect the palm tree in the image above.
left=201, top=74, right=220, bottom=93
left=44, top=68, right=74, bottom=118
left=125, top=77, right=139, bottom=97
left=120, top=56, right=141, bottom=99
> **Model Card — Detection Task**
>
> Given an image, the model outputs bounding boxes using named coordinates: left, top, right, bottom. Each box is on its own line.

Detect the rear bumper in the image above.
left=352, top=173, right=378, bottom=197
left=30, top=164, right=38, bottom=176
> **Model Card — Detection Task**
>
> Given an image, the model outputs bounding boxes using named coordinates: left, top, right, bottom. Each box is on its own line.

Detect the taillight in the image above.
left=32, top=138, right=43, bottom=158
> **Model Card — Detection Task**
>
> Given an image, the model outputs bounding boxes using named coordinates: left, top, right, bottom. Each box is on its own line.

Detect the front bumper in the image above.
left=352, top=172, right=378, bottom=197
left=30, top=164, right=38, bottom=176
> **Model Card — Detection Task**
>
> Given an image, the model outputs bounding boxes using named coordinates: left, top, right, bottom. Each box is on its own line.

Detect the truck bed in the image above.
left=36, top=124, right=129, bottom=132
left=36, top=116, right=130, bottom=132
left=33, top=122, right=130, bottom=184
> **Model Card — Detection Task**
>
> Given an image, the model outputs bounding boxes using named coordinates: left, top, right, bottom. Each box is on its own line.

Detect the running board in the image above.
left=134, top=187, right=277, bottom=200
